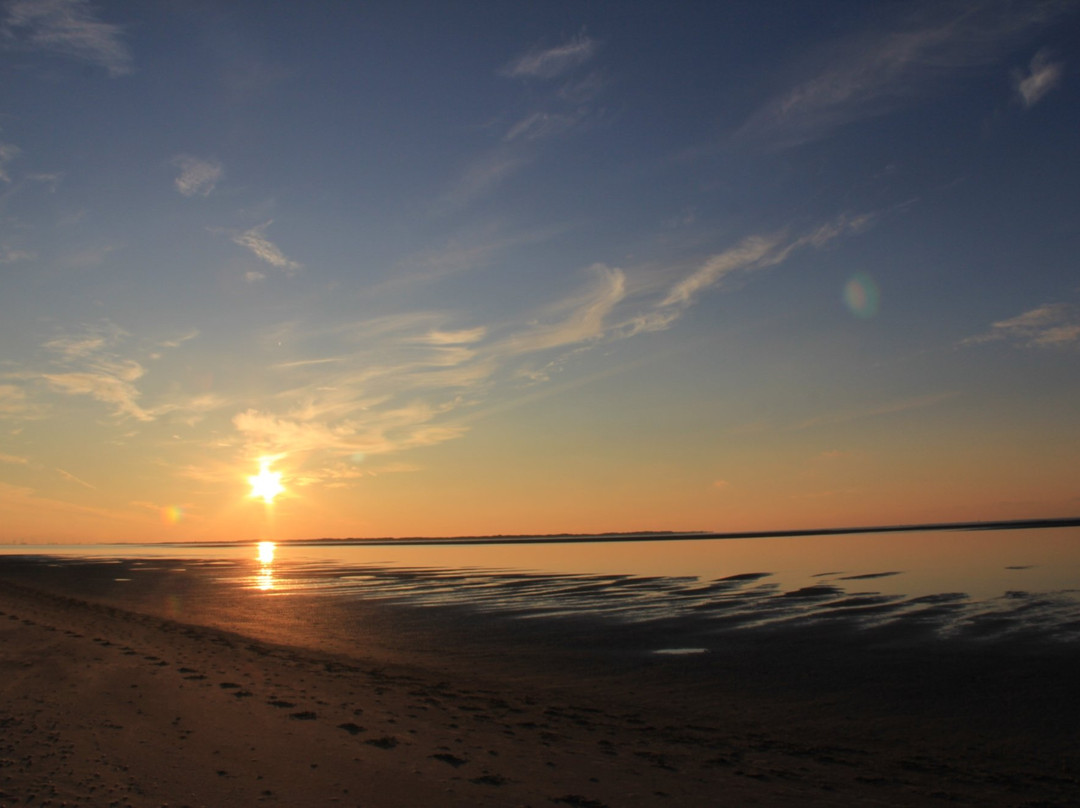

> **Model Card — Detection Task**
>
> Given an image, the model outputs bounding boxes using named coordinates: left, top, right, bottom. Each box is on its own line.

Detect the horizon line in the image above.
left=37, top=514, right=1075, bottom=548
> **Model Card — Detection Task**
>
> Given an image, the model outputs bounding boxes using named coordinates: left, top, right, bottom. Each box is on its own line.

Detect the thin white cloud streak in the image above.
left=793, top=391, right=961, bottom=431
left=441, top=150, right=527, bottom=210
left=963, top=303, right=1080, bottom=348
left=0, top=141, right=20, bottom=182
left=155, top=329, right=200, bottom=350
left=0, top=480, right=143, bottom=526
left=232, top=401, right=471, bottom=458
left=0, top=384, right=32, bottom=417
left=623, top=212, right=874, bottom=336
left=739, top=0, right=1075, bottom=146
left=495, top=264, right=627, bottom=354
left=412, top=327, right=488, bottom=346
left=43, top=321, right=128, bottom=359
left=35, top=321, right=225, bottom=423
left=660, top=234, right=783, bottom=309
left=27, top=171, right=62, bottom=191
left=56, top=243, right=118, bottom=269
left=443, top=34, right=602, bottom=210
left=43, top=366, right=151, bottom=421
left=173, top=155, right=223, bottom=197
left=56, top=467, right=95, bottom=489
left=0, top=452, right=28, bottom=464
left=383, top=225, right=570, bottom=293
left=0, top=244, right=35, bottom=263
left=3, top=0, right=133, bottom=77
left=229, top=221, right=302, bottom=273
left=502, top=33, right=596, bottom=79
left=1015, top=49, right=1064, bottom=106
left=505, top=110, right=584, bottom=142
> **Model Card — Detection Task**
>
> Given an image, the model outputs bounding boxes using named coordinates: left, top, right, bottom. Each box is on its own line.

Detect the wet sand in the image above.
left=1, top=557, right=1079, bottom=807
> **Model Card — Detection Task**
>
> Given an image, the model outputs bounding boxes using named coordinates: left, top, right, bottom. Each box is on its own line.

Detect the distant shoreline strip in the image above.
left=155, top=516, right=1080, bottom=549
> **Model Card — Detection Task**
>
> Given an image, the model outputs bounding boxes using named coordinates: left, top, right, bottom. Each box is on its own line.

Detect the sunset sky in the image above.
left=1, top=0, right=1079, bottom=543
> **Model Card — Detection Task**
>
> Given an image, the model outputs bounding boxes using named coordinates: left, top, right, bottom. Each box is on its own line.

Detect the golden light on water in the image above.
left=256, top=541, right=275, bottom=591
left=257, top=541, right=275, bottom=565
left=248, top=458, right=285, bottom=504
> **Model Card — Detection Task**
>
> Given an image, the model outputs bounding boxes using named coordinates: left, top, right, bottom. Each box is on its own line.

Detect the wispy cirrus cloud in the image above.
left=172, top=155, right=223, bottom=197
left=504, top=110, right=586, bottom=142
left=42, top=320, right=128, bottom=360
left=441, top=150, right=527, bottom=209
left=35, top=321, right=221, bottom=423
left=0, top=142, right=20, bottom=183
left=16, top=208, right=871, bottom=478
left=793, top=391, right=960, bottom=431
left=443, top=34, right=603, bottom=208
left=56, top=467, right=94, bottom=489
left=385, top=224, right=568, bottom=292
left=1014, top=49, right=1064, bottom=107
left=622, top=211, right=874, bottom=336
left=501, top=33, right=596, bottom=79
left=232, top=403, right=470, bottom=459
left=738, top=0, right=1074, bottom=147
left=42, top=329, right=152, bottom=421
left=496, top=264, right=627, bottom=355
left=225, top=210, right=872, bottom=469
left=228, top=221, right=302, bottom=274
left=0, top=244, right=35, bottom=263
left=0, top=480, right=145, bottom=528
left=963, top=303, right=1080, bottom=348
left=0, top=385, right=32, bottom=417
left=221, top=270, right=627, bottom=462
left=502, top=32, right=604, bottom=145
left=2, top=0, right=133, bottom=77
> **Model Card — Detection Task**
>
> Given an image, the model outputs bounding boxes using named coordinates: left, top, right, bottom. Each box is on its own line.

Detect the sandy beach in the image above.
left=1, top=556, right=1079, bottom=807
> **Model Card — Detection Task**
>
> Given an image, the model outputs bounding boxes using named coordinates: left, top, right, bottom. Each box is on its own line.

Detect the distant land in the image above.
left=148, top=516, right=1080, bottom=548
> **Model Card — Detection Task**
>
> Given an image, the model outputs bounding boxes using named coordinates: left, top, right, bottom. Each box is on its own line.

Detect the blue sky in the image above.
left=1, top=0, right=1078, bottom=542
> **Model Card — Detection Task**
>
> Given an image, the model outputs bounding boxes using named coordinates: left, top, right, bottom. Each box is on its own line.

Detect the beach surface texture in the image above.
left=1, top=555, right=1079, bottom=807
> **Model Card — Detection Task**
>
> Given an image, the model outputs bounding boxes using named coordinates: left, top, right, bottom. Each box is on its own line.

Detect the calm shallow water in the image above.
left=3, top=526, right=1080, bottom=648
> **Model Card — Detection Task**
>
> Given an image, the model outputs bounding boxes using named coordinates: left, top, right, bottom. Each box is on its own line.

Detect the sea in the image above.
left=2, top=523, right=1079, bottom=653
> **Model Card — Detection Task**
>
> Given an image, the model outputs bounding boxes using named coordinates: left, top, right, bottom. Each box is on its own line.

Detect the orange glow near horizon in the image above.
left=248, top=458, right=285, bottom=505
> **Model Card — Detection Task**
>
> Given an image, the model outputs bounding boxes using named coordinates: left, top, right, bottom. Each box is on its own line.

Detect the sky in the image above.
left=1, top=0, right=1079, bottom=543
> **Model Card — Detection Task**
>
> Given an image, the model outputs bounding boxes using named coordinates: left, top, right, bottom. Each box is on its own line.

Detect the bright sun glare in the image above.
left=248, top=459, right=285, bottom=504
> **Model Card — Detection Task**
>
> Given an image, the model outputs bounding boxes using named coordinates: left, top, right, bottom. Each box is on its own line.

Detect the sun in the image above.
left=248, top=459, right=285, bottom=504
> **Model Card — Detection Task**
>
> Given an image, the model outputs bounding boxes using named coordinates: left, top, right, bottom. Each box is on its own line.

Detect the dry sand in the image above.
left=1, top=558, right=1079, bottom=807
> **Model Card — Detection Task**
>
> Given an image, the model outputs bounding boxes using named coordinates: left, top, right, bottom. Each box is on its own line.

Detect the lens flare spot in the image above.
left=161, top=505, right=183, bottom=525
left=844, top=273, right=880, bottom=319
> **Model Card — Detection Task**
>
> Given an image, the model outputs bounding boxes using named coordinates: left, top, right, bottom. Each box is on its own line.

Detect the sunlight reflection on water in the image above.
left=4, top=526, right=1079, bottom=645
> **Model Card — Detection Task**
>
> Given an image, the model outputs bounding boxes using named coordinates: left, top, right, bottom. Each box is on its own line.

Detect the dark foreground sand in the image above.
left=1, top=558, right=1079, bottom=807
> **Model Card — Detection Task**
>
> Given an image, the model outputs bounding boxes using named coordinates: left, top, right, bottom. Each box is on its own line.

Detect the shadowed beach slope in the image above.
left=1, top=556, right=1079, bottom=807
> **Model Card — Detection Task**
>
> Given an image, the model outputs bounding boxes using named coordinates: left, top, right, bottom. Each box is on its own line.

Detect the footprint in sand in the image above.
left=553, top=796, right=609, bottom=808
left=431, top=752, right=468, bottom=768
left=469, top=773, right=508, bottom=786
left=364, top=736, right=398, bottom=749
